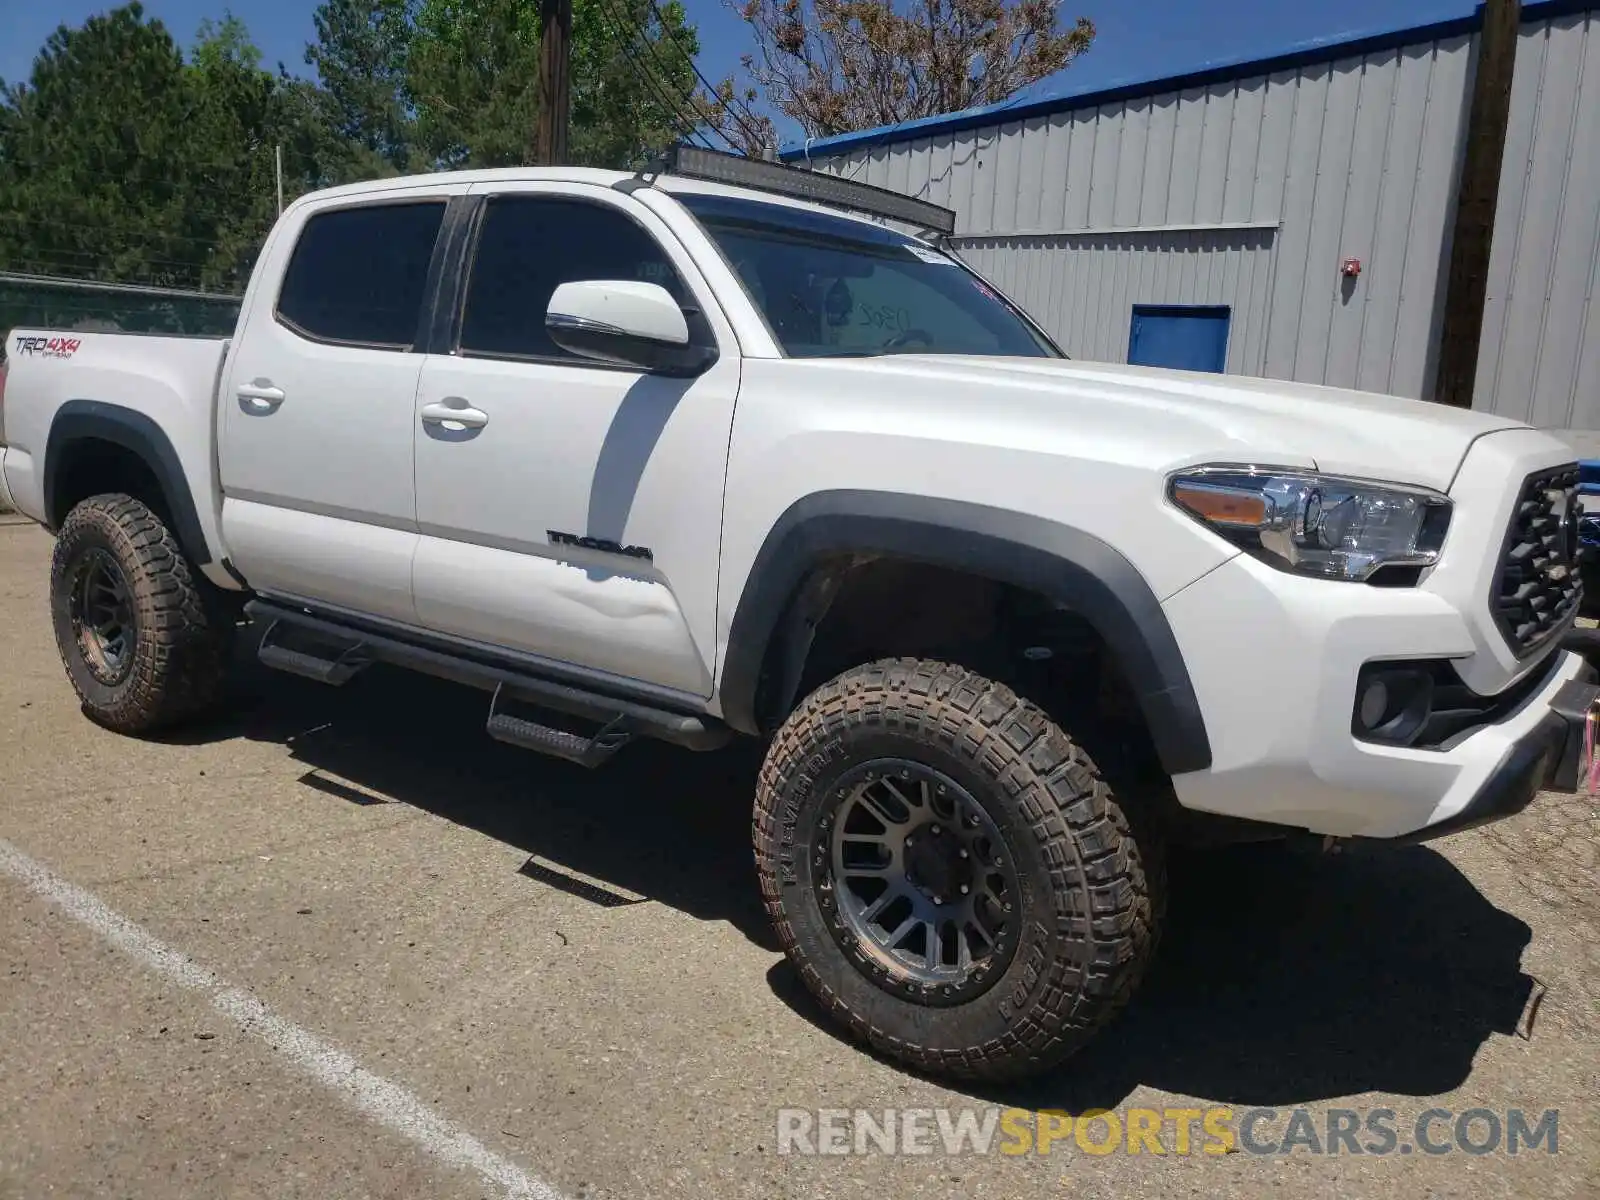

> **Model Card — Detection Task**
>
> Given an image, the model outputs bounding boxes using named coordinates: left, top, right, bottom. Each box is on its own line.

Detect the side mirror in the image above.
left=545, top=280, right=716, bottom=377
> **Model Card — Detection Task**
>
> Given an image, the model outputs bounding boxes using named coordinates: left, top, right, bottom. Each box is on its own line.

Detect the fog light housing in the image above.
left=1353, top=665, right=1435, bottom=745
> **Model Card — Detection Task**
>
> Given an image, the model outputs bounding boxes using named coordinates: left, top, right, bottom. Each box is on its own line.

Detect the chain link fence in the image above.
left=1, top=272, right=242, bottom=341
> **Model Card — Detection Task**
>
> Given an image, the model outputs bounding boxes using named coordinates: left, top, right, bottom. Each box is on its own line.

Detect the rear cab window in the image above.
left=276, top=202, right=446, bottom=349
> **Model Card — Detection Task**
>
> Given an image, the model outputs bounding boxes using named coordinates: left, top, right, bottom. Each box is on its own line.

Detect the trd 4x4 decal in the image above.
left=12, top=336, right=82, bottom=359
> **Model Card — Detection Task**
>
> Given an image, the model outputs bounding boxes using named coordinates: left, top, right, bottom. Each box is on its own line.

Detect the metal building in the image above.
left=779, top=0, right=1600, bottom=429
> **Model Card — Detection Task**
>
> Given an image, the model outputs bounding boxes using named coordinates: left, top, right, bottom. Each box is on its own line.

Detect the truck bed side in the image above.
left=1, top=330, right=234, bottom=585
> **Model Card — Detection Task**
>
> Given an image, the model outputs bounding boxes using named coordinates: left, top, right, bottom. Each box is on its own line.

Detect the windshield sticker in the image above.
left=907, top=246, right=957, bottom=266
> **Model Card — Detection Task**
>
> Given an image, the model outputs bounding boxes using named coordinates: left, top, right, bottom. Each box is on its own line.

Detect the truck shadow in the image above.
left=772, top=840, right=1537, bottom=1109
left=181, top=649, right=1538, bottom=1109
left=178, top=654, right=779, bottom=949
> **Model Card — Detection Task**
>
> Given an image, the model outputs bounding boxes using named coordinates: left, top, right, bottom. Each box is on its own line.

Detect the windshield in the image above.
left=675, top=193, right=1060, bottom=359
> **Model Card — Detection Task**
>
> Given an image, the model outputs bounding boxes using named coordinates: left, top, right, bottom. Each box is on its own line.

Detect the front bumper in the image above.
left=1397, top=669, right=1598, bottom=842
left=1162, top=549, right=1593, bottom=839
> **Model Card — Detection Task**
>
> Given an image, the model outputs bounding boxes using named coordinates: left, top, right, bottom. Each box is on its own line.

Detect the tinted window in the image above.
left=460, top=197, right=686, bottom=360
left=277, top=202, right=445, bottom=348
left=677, top=193, right=1057, bottom=359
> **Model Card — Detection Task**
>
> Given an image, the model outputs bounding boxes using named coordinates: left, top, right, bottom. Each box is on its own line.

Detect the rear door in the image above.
left=219, top=187, right=466, bottom=623
left=410, top=183, right=740, bottom=698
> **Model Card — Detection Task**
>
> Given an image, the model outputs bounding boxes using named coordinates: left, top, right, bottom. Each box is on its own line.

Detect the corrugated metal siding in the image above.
left=1475, top=10, right=1600, bottom=427
left=812, top=35, right=1475, bottom=399
left=956, top=229, right=1276, bottom=370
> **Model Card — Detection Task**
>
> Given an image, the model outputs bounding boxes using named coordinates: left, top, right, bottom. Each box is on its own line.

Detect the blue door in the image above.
left=1128, top=305, right=1231, bottom=373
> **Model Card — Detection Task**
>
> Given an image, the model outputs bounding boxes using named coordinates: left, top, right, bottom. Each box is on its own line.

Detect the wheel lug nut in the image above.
left=959, top=884, right=969, bottom=895
left=931, top=825, right=941, bottom=835
left=958, top=849, right=968, bottom=859
left=933, top=896, right=944, bottom=905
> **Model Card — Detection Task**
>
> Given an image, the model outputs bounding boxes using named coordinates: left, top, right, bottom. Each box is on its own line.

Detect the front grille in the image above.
left=1491, top=464, right=1582, bottom=655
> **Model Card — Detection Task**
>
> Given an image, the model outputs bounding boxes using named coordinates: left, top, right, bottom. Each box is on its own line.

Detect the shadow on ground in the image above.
left=175, top=651, right=776, bottom=949
left=180, top=644, right=1537, bottom=1109
left=773, top=840, right=1536, bottom=1109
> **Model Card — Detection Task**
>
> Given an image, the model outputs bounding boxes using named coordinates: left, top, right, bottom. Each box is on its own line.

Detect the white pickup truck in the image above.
left=1, top=149, right=1593, bottom=1082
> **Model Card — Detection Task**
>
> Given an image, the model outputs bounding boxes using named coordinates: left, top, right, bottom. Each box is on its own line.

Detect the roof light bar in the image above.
left=663, top=145, right=957, bottom=236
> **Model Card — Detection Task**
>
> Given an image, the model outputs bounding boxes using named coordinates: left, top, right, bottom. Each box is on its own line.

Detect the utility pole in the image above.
left=1433, top=0, right=1520, bottom=407
left=536, top=0, right=572, bottom=165
left=275, top=144, right=284, bottom=215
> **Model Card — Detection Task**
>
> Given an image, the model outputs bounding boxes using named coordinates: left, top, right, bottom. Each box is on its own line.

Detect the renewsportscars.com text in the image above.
left=775, top=1106, right=1560, bottom=1157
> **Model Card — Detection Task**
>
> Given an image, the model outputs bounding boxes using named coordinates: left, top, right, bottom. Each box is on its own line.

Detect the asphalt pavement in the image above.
left=0, top=518, right=1595, bottom=1199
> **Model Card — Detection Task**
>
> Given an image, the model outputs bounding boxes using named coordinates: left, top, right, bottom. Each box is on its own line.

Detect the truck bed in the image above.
left=1, top=330, right=231, bottom=576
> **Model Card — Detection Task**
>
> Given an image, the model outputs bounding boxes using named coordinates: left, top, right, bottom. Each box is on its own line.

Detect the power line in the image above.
left=603, top=0, right=750, bottom=153
left=0, top=270, right=242, bottom=301
left=593, top=0, right=709, bottom=148
left=640, top=0, right=766, bottom=149
left=592, top=0, right=717, bottom=152
left=618, top=0, right=743, bottom=149
left=0, top=214, right=257, bottom=250
left=0, top=244, right=253, bottom=275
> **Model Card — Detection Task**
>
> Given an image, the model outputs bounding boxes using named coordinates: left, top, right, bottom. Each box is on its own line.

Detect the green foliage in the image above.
left=405, top=0, right=709, bottom=169
left=0, top=3, right=351, bottom=292
left=304, top=0, right=417, bottom=171
left=0, top=0, right=732, bottom=302
left=570, top=0, right=709, bottom=169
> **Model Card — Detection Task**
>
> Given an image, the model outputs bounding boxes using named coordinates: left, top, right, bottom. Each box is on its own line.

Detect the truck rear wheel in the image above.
left=754, top=658, right=1161, bottom=1081
left=50, top=493, right=231, bottom=734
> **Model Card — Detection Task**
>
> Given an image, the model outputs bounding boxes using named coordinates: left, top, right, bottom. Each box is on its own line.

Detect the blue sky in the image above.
left=1, top=0, right=1478, bottom=137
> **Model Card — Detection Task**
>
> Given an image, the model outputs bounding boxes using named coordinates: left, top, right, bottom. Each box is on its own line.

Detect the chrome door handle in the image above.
left=420, top=400, right=489, bottom=430
left=236, top=381, right=285, bottom=412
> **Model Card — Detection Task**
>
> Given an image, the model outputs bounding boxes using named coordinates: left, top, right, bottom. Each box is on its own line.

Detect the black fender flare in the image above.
left=719, top=490, right=1212, bottom=776
left=44, top=399, right=213, bottom=566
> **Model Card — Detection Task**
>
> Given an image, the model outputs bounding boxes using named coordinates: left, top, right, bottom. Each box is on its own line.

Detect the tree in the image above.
left=192, top=11, right=264, bottom=72
left=405, top=0, right=728, bottom=169
left=713, top=0, right=1095, bottom=150
left=304, top=0, right=417, bottom=171
left=0, top=5, right=204, bottom=287
left=571, top=0, right=719, bottom=168
left=0, top=4, right=346, bottom=293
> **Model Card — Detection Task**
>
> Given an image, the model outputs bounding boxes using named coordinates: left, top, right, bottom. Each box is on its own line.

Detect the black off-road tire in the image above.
left=754, top=658, right=1163, bottom=1082
left=50, top=493, right=231, bottom=734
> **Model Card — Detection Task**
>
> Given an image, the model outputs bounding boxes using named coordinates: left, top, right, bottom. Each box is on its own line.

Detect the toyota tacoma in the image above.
left=1, top=148, right=1593, bottom=1081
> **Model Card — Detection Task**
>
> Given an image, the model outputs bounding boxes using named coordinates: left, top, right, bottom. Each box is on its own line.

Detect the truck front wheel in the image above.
left=50, top=493, right=231, bottom=734
left=754, top=658, right=1162, bottom=1081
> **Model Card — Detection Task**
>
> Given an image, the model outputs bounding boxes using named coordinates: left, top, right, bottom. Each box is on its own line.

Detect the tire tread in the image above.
left=754, top=657, right=1163, bottom=1082
left=51, top=493, right=229, bottom=734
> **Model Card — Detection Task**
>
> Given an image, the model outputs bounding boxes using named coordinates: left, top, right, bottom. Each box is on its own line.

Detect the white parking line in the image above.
left=0, top=837, right=565, bottom=1200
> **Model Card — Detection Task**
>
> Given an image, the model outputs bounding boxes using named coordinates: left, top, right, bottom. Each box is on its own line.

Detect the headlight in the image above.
left=1168, top=465, right=1452, bottom=582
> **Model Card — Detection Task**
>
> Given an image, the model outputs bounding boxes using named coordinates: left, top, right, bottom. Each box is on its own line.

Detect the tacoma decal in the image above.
left=547, top=530, right=654, bottom=561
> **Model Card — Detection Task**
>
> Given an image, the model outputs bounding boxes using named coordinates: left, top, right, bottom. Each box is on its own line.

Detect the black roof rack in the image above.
left=646, top=144, right=957, bottom=237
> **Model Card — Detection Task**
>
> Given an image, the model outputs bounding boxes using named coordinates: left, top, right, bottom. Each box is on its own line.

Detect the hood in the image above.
left=834, top=355, right=1530, bottom=491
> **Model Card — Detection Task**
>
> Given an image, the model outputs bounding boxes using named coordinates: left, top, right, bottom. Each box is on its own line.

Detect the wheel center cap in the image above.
left=904, top=824, right=971, bottom=904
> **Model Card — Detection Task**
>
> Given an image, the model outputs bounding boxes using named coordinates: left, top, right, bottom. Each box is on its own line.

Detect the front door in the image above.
left=220, top=189, right=465, bottom=624
left=411, top=185, right=739, bottom=698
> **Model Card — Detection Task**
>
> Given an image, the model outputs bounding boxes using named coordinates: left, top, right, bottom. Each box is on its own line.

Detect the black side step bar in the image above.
left=486, top=685, right=633, bottom=767
left=257, top=618, right=372, bottom=685
left=245, top=599, right=731, bottom=753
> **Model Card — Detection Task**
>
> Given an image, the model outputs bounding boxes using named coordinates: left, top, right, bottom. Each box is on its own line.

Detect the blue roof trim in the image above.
left=778, top=0, right=1596, bottom=161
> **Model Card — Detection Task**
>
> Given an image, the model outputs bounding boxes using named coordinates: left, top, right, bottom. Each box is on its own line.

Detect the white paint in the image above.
left=0, top=838, right=565, bottom=1200
left=548, top=279, right=690, bottom=345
